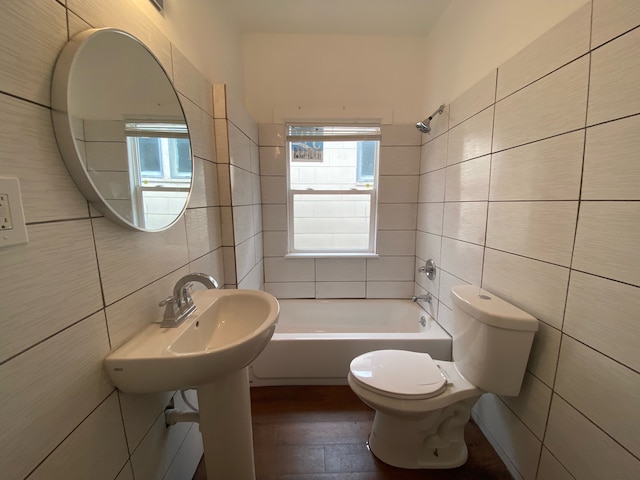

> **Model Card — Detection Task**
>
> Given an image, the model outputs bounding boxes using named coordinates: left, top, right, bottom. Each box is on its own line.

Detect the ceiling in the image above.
left=217, top=0, right=452, bottom=36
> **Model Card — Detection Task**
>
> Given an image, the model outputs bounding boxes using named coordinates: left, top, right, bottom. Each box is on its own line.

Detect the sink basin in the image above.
left=105, top=289, right=280, bottom=393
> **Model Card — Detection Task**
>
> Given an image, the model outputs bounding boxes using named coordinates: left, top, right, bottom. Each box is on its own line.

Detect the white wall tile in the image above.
left=564, top=271, right=640, bottom=371
left=572, top=201, right=640, bottom=286
left=217, top=164, right=232, bottom=206
left=379, top=146, right=420, bottom=175
left=262, top=204, right=288, bottom=231
left=259, top=146, right=286, bottom=176
left=473, top=394, right=541, bottom=480
left=440, top=237, right=483, bottom=285
left=258, top=124, right=285, bottom=147
left=545, top=395, right=640, bottom=480
left=497, top=3, right=591, bottom=100
left=418, top=169, right=446, bottom=203
left=264, top=282, right=315, bottom=298
left=449, top=70, right=497, bottom=127
left=162, top=425, right=203, bottom=480
left=527, top=322, right=561, bottom=387
left=94, top=217, right=189, bottom=305
left=231, top=166, right=256, bottom=205
left=180, top=95, right=215, bottom=162
left=416, top=231, right=442, bottom=266
left=555, top=336, right=640, bottom=457
left=27, top=393, right=128, bottom=480
left=0, top=1, right=67, bottom=106
left=588, top=27, right=640, bottom=125
left=214, top=118, right=229, bottom=163
left=436, top=302, right=454, bottom=336
left=417, top=202, right=444, bottom=235
left=226, top=94, right=259, bottom=144
left=489, top=131, right=584, bottom=201
left=0, top=94, right=90, bottom=223
left=316, top=258, right=365, bottom=281
left=238, top=259, right=264, bottom=290
left=482, top=249, right=569, bottom=330
left=316, top=281, right=365, bottom=298
left=500, top=372, right=552, bottom=440
left=378, top=203, right=417, bottom=230
left=447, top=108, right=494, bottom=166
left=592, top=0, right=640, bottom=48
left=189, top=249, right=225, bottom=289
left=185, top=207, right=222, bottom=260
left=438, top=270, right=469, bottom=309
left=228, top=122, right=252, bottom=171
left=583, top=114, right=640, bottom=200
left=443, top=201, right=488, bottom=245
left=264, top=257, right=314, bottom=282
left=377, top=230, right=416, bottom=256
left=0, top=312, right=113, bottom=480
left=130, top=412, right=192, bottom=480
left=486, top=202, right=578, bottom=266
left=444, top=156, right=490, bottom=201
left=119, top=391, right=174, bottom=451
left=366, top=256, right=415, bottom=281
left=222, top=246, right=237, bottom=285
left=236, top=236, right=257, bottom=281
left=232, top=205, right=253, bottom=245
left=189, top=158, right=219, bottom=208
left=493, top=56, right=589, bottom=151
left=0, top=220, right=102, bottom=363
left=171, top=46, right=213, bottom=116
left=260, top=175, right=287, bottom=204
left=367, top=281, right=414, bottom=299
left=105, top=267, right=190, bottom=349
left=420, top=133, right=448, bottom=173
left=378, top=175, right=419, bottom=203
left=263, top=230, right=288, bottom=257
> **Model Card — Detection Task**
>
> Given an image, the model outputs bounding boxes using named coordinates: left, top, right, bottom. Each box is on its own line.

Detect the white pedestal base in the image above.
left=197, top=367, right=255, bottom=480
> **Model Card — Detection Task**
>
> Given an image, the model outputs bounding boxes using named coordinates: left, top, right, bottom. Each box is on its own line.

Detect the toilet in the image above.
left=347, top=285, right=538, bottom=469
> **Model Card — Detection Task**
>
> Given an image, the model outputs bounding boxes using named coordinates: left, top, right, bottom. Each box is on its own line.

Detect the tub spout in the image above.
left=412, top=293, right=433, bottom=304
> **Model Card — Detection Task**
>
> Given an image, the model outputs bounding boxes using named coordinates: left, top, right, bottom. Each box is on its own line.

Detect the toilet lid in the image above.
left=350, top=350, right=447, bottom=399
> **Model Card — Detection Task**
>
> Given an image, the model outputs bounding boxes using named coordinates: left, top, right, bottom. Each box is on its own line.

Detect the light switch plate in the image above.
left=0, top=177, right=28, bottom=247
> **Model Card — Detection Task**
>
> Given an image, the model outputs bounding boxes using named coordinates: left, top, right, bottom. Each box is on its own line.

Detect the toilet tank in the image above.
left=450, top=285, right=538, bottom=396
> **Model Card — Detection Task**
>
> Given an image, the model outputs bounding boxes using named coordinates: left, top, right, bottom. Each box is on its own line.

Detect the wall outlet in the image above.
left=0, top=177, right=28, bottom=247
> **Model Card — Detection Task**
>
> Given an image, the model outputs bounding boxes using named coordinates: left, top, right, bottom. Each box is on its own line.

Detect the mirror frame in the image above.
left=51, top=27, right=193, bottom=232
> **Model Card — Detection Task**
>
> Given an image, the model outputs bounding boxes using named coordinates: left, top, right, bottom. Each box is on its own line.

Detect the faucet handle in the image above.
left=159, top=296, right=176, bottom=307
left=179, top=282, right=195, bottom=308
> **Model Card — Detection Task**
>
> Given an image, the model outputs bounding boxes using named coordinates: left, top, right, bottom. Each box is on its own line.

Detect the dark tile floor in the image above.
left=193, top=386, right=512, bottom=480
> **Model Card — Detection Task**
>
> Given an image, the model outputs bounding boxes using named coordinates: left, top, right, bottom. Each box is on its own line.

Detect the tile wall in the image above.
left=259, top=125, right=420, bottom=299
left=214, top=85, right=264, bottom=291
left=0, top=1, right=225, bottom=479
left=416, top=2, right=640, bottom=478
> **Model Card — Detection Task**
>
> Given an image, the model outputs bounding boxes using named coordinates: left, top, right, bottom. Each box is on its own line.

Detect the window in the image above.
left=125, top=121, right=191, bottom=229
left=286, top=124, right=380, bottom=255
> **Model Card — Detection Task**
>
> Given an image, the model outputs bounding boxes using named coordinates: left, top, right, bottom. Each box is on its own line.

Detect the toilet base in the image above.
left=367, top=397, right=478, bottom=469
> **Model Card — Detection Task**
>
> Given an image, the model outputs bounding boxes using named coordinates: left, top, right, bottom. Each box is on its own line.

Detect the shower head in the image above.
left=416, top=120, right=431, bottom=133
left=416, top=104, right=445, bottom=134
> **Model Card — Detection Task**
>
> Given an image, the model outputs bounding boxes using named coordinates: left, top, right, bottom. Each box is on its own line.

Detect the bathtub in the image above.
left=249, top=299, right=452, bottom=386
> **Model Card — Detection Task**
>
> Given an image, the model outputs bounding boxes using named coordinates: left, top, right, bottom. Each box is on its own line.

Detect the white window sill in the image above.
left=285, top=252, right=379, bottom=259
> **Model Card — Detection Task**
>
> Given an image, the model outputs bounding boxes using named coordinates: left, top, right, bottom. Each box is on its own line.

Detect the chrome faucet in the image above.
left=159, top=273, right=219, bottom=327
left=412, top=293, right=433, bottom=303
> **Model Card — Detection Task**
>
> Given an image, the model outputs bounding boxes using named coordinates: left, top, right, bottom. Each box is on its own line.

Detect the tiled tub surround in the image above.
left=260, top=124, right=420, bottom=299
left=417, top=3, right=640, bottom=479
left=214, top=84, right=265, bottom=291
left=0, top=2, right=225, bottom=479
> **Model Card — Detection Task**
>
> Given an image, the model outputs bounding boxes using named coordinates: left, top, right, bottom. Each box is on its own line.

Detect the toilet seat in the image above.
left=349, top=350, right=447, bottom=400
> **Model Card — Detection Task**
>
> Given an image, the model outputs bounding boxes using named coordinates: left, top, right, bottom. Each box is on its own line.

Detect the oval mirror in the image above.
left=51, top=28, right=193, bottom=232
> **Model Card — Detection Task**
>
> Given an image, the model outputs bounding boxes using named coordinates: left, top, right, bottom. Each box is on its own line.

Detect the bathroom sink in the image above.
left=105, top=289, right=280, bottom=393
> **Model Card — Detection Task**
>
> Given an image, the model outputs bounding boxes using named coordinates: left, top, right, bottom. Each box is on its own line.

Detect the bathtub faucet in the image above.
left=159, top=273, right=219, bottom=327
left=412, top=293, right=433, bottom=304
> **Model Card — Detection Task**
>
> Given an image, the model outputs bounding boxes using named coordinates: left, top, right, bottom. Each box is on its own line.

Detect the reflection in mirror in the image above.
left=52, top=28, right=193, bottom=232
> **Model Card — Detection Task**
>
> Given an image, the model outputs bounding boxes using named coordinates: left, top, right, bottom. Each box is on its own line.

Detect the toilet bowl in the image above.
left=348, top=285, right=538, bottom=469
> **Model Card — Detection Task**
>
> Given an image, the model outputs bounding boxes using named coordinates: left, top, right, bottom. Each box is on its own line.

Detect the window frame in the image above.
left=285, top=123, right=380, bottom=257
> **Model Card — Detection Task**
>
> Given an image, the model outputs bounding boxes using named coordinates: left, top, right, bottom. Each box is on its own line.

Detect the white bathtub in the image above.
left=249, top=299, right=452, bottom=386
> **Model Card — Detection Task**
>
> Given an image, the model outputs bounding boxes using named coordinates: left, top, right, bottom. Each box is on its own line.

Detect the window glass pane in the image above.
left=138, top=137, right=162, bottom=177
left=357, top=141, right=376, bottom=183
left=171, top=138, right=192, bottom=178
left=292, top=193, right=371, bottom=251
left=290, top=140, right=378, bottom=191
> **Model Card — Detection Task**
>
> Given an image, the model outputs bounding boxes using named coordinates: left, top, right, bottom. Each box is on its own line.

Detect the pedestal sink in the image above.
left=104, top=289, right=280, bottom=480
